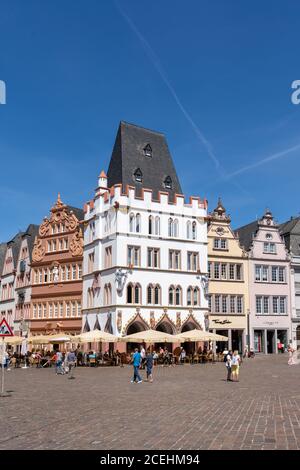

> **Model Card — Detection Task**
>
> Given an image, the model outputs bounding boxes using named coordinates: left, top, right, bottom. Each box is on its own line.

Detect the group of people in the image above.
left=224, top=350, right=241, bottom=382
left=131, top=347, right=154, bottom=383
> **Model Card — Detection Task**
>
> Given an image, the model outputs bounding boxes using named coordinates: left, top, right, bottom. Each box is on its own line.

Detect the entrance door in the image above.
left=232, top=330, right=243, bottom=353
left=254, top=330, right=263, bottom=352
left=267, top=330, right=275, bottom=354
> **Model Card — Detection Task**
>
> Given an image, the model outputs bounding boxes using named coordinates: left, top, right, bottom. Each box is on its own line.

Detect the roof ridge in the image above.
left=120, top=120, right=165, bottom=136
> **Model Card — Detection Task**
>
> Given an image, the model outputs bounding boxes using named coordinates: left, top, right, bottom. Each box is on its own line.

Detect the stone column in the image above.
left=228, top=329, right=232, bottom=351
left=264, top=329, right=268, bottom=354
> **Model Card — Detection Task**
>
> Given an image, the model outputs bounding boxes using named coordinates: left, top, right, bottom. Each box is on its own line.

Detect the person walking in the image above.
left=145, top=349, right=154, bottom=382
left=66, top=350, right=76, bottom=378
left=52, top=350, right=64, bottom=375
left=140, top=345, right=146, bottom=369
left=288, top=345, right=296, bottom=365
left=225, top=350, right=232, bottom=381
left=231, top=350, right=241, bottom=382
left=131, top=348, right=142, bottom=383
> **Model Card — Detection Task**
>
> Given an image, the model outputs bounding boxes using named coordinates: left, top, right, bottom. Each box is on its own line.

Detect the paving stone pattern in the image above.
left=1, top=355, right=300, bottom=450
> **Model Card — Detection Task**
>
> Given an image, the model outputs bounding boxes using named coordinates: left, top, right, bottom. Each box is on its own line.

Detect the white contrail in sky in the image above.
left=114, top=1, right=223, bottom=174
left=224, top=142, right=300, bottom=180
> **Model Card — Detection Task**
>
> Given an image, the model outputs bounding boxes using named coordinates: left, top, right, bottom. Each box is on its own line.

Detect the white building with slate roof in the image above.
left=82, top=122, right=209, bottom=351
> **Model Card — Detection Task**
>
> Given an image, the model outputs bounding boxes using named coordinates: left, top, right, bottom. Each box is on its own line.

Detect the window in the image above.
left=237, top=296, right=243, bottom=313
left=256, top=296, right=262, bottom=314
left=59, top=302, right=64, bottom=318
left=169, top=250, right=181, bottom=269
left=186, top=221, right=191, bottom=239
left=38, top=304, right=42, bottom=319
left=279, top=267, right=285, bottom=282
left=64, top=238, right=68, bottom=250
left=229, top=264, right=235, bottom=280
left=208, top=295, right=212, bottom=312
left=39, top=269, right=43, bottom=284
left=136, top=214, right=141, bottom=233
left=66, top=265, right=70, bottom=280
left=61, top=266, right=65, bottom=281
left=187, top=252, right=199, bottom=271
left=147, top=284, right=161, bottom=305
left=280, top=297, right=286, bottom=314
left=236, top=265, right=242, bottom=280
left=208, top=262, right=212, bottom=279
left=169, top=286, right=175, bottom=305
left=129, top=213, right=135, bottom=232
left=77, top=302, right=81, bottom=317
left=175, top=286, right=182, bottom=305
left=88, top=252, right=95, bottom=273
left=187, top=287, right=192, bottom=306
left=78, top=264, right=82, bottom=279
left=33, top=304, right=37, bottom=319
left=155, top=216, right=160, bottom=235
left=215, top=295, right=220, bottom=313
left=54, top=303, right=58, bottom=317
left=192, top=222, right=197, bottom=240
left=263, top=242, right=276, bottom=254
left=164, top=176, right=172, bottom=189
left=230, top=296, right=235, bottom=313
left=127, top=246, right=140, bottom=267
left=213, top=238, right=227, bottom=250
left=43, top=304, right=47, bottom=318
left=214, top=262, right=220, bottom=279
left=263, top=296, right=269, bottom=314
left=222, top=295, right=227, bottom=313
left=147, top=248, right=160, bottom=268
left=273, top=296, right=279, bottom=314
left=262, top=265, right=268, bottom=282
left=168, top=218, right=173, bottom=237
left=144, top=144, right=152, bottom=157
left=72, top=301, right=76, bottom=317
left=134, top=168, right=143, bottom=183
left=221, top=263, right=227, bottom=279
left=135, top=284, right=141, bottom=304
left=66, top=302, right=70, bottom=317
left=255, top=265, right=261, bottom=281
left=127, top=283, right=141, bottom=304
left=72, top=265, right=77, bottom=280
left=148, top=216, right=153, bottom=234
left=104, top=284, right=112, bottom=305
left=154, top=286, right=160, bottom=305
left=47, top=240, right=52, bottom=252
left=147, top=285, right=153, bottom=304
left=105, top=246, right=112, bottom=268
left=193, top=287, right=199, bottom=306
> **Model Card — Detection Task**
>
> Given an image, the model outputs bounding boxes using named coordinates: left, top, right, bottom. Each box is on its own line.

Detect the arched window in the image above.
left=168, top=218, right=173, bottom=237
left=148, top=215, right=153, bottom=235
left=154, top=285, right=160, bottom=305
left=127, top=283, right=133, bottom=304
left=175, top=286, right=182, bottom=306
left=129, top=213, right=135, bottom=232
left=192, top=221, right=197, bottom=240
left=135, top=284, right=141, bottom=304
left=136, top=213, right=141, bottom=233
left=147, top=284, right=153, bottom=304
left=187, top=221, right=191, bottom=239
left=193, top=287, right=199, bottom=306
left=187, top=287, right=192, bottom=306
left=169, top=286, right=175, bottom=305
left=155, top=216, right=160, bottom=235
left=174, top=219, right=179, bottom=237
left=134, top=168, right=143, bottom=183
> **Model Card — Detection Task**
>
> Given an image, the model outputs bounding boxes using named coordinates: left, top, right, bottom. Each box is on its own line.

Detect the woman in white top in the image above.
left=231, top=350, right=241, bottom=382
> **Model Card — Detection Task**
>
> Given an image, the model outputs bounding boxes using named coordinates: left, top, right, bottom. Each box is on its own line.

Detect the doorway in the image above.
left=267, top=330, right=275, bottom=354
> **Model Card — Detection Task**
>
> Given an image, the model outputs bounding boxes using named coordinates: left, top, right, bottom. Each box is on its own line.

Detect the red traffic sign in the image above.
left=0, top=318, right=13, bottom=337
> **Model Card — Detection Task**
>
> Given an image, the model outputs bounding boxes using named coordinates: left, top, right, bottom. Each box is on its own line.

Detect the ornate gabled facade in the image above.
left=0, top=232, right=24, bottom=330
left=207, top=199, right=249, bottom=353
left=82, top=123, right=208, bottom=351
left=29, top=195, right=84, bottom=336
left=237, top=210, right=292, bottom=353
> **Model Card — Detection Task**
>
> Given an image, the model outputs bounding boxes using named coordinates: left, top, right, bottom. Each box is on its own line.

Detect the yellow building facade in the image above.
left=207, top=199, right=249, bottom=353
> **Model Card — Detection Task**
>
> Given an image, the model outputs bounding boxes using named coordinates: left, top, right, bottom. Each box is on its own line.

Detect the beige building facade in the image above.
left=207, top=199, right=249, bottom=353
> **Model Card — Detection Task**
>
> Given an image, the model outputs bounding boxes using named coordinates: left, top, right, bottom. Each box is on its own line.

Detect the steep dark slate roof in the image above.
left=66, top=206, right=84, bottom=222
left=107, top=121, right=183, bottom=201
left=0, top=242, right=7, bottom=277
left=279, top=216, right=300, bottom=255
left=22, top=224, right=40, bottom=262
left=234, top=220, right=259, bottom=251
left=7, top=231, right=24, bottom=268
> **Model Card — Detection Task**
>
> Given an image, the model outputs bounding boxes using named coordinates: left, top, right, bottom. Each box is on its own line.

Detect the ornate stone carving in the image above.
left=176, top=312, right=181, bottom=332
left=117, top=311, right=122, bottom=333
left=32, top=237, right=45, bottom=262
left=150, top=311, right=155, bottom=329
left=70, top=229, right=83, bottom=257
left=39, top=217, right=50, bottom=237
left=66, top=212, right=79, bottom=231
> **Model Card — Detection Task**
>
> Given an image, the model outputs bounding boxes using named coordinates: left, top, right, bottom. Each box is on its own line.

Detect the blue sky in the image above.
left=1, top=0, right=300, bottom=241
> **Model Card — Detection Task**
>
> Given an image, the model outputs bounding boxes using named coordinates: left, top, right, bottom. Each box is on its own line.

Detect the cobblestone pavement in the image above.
left=1, top=354, right=300, bottom=450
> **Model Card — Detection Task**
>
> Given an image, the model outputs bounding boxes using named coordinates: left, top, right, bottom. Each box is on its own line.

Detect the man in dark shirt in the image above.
left=145, top=349, right=154, bottom=382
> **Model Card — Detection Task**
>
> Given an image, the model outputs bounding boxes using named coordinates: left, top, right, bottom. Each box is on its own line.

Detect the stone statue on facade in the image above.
left=115, top=268, right=128, bottom=294
left=52, top=265, right=59, bottom=283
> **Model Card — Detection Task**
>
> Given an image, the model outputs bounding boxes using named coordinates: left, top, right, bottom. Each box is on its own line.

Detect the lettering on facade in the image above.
left=212, top=319, right=232, bottom=325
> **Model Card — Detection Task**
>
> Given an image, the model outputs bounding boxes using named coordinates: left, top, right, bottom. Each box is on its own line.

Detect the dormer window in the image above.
left=134, top=168, right=143, bottom=183
left=144, top=144, right=152, bottom=157
left=164, top=176, right=172, bottom=189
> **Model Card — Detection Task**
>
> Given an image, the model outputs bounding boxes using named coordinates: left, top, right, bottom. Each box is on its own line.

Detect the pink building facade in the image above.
left=237, top=210, right=292, bottom=354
